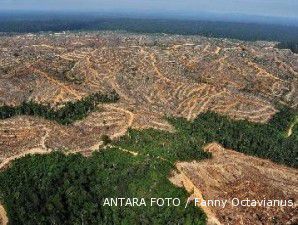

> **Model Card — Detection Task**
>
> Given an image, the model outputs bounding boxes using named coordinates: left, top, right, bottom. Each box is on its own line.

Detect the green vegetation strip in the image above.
left=0, top=91, right=119, bottom=125
left=0, top=108, right=297, bottom=224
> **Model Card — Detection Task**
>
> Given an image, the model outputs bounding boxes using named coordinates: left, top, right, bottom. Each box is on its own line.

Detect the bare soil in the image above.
left=170, top=143, right=298, bottom=225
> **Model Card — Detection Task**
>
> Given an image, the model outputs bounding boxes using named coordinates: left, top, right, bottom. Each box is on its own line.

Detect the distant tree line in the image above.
left=276, top=41, right=298, bottom=53
left=1, top=16, right=298, bottom=43
left=0, top=90, right=119, bottom=124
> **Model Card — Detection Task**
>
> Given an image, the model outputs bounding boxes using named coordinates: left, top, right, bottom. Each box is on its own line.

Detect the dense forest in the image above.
left=0, top=91, right=119, bottom=124
left=0, top=107, right=297, bottom=224
left=0, top=124, right=210, bottom=224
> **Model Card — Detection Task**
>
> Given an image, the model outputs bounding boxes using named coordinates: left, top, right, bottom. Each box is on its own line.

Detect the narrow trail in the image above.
left=0, top=108, right=134, bottom=171
left=170, top=167, right=222, bottom=225
left=202, top=44, right=210, bottom=52
left=96, top=144, right=139, bottom=158
left=214, top=46, right=221, bottom=54
left=287, top=117, right=298, bottom=137
left=246, top=61, right=282, bottom=82
left=106, top=144, right=171, bottom=163
left=170, top=143, right=223, bottom=225
left=0, top=148, right=50, bottom=171
left=32, top=44, right=65, bottom=51
left=107, top=145, right=139, bottom=156
left=104, top=105, right=135, bottom=139
left=0, top=204, right=8, bottom=225
left=40, top=128, right=51, bottom=149
left=32, top=67, right=82, bottom=99
left=150, top=53, right=172, bottom=83
left=109, top=80, right=134, bottom=103
left=79, top=105, right=135, bottom=152
left=0, top=128, right=51, bottom=170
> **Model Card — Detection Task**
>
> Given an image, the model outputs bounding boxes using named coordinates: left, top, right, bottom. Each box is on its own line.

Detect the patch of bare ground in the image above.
left=0, top=204, right=8, bottom=225
left=170, top=143, right=298, bottom=225
left=287, top=117, right=298, bottom=137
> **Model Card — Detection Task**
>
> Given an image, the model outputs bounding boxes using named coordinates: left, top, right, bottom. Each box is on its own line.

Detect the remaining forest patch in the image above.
left=170, top=107, right=298, bottom=168
left=0, top=91, right=119, bottom=125
left=0, top=147, right=208, bottom=224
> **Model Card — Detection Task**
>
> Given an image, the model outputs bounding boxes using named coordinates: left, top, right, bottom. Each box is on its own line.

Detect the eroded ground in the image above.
left=170, top=143, right=298, bottom=225
left=1, top=32, right=297, bottom=162
left=0, top=32, right=297, bottom=225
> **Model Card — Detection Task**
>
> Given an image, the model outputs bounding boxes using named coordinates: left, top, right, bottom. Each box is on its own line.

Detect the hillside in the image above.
left=0, top=32, right=297, bottom=225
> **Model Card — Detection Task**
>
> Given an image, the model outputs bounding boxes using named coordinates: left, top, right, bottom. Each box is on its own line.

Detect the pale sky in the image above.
left=1, top=0, right=298, bottom=18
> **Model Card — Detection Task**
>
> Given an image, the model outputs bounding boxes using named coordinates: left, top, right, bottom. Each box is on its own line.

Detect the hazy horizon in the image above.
left=1, top=0, right=298, bottom=19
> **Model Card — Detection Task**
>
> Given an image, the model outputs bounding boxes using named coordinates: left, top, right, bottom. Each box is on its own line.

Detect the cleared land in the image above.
left=1, top=32, right=297, bottom=165
left=0, top=32, right=297, bottom=225
left=170, top=143, right=298, bottom=225
left=0, top=204, right=8, bottom=225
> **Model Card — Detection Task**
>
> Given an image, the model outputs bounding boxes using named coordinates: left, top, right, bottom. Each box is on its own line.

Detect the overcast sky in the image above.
left=1, top=0, right=298, bottom=18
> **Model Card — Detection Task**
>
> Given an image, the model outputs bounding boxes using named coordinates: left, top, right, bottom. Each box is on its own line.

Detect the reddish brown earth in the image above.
left=170, top=143, right=298, bottom=225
